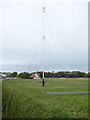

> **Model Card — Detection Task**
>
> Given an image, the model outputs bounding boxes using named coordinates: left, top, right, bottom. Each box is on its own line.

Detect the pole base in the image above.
left=42, top=79, right=45, bottom=86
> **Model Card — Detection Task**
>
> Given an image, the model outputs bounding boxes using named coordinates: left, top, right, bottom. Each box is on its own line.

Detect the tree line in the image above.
left=2, top=71, right=90, bottom=79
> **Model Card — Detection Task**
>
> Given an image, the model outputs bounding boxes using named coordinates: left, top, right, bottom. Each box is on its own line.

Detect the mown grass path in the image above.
left=44, top=91, right=90, bottom=94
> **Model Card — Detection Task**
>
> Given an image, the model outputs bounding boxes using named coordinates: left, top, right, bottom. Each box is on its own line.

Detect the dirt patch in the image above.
left=37, top=82, right=48, bottom=84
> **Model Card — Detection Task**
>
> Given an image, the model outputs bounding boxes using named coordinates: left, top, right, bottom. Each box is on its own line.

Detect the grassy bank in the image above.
left=2, top=78, right=88, bottom=118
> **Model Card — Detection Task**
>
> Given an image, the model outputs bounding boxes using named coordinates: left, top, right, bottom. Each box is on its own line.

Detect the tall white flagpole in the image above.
left=42, top=7, right=45, bottom=86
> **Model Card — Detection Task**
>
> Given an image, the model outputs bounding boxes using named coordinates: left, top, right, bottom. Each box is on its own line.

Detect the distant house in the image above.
left=0, top=74, right=7, bottom=79
left=31, top=73, right=40, bottom=79
left=0, top=74, right=21, bottom=80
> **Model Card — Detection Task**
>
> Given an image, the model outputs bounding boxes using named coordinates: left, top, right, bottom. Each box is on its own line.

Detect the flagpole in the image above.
left=42, top=7, right=45, bottom=86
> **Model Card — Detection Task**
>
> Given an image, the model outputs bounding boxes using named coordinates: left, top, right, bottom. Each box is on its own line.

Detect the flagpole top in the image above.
left=43, top=7, right=45, bottom=12
left=43, top=7, right=45, bottom=9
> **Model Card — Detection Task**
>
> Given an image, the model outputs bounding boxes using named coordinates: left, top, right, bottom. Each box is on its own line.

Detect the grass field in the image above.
left=2, top=78, right=88, bottom=118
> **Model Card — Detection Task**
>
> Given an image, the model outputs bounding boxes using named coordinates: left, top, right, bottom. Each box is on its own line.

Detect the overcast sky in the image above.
left=0, top=0, right=88, bottom=72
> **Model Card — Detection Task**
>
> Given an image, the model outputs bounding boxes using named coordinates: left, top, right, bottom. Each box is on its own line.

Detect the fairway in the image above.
left=2, top=78, right=88, bottom=118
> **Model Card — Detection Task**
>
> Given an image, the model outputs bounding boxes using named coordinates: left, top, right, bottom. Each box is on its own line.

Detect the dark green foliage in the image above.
left=65, top=72, right=72, bottom=78
left=18, top=72, right=30, bottom=79
left=1, top=71, right=88, bottom=79
left=9, top=72, right=18, bottom=77
left=76, top=71, right=86, bottom=77
left=87, top=72, right=90, bottom=77
left=29, top=77, right=33, bottom=79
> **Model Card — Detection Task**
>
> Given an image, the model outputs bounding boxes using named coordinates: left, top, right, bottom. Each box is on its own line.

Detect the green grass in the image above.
left=2, top=78, right=89, bottom=118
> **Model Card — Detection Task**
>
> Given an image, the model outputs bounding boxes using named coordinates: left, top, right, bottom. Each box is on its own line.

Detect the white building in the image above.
left=0, top=74, right=7, bottom=79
